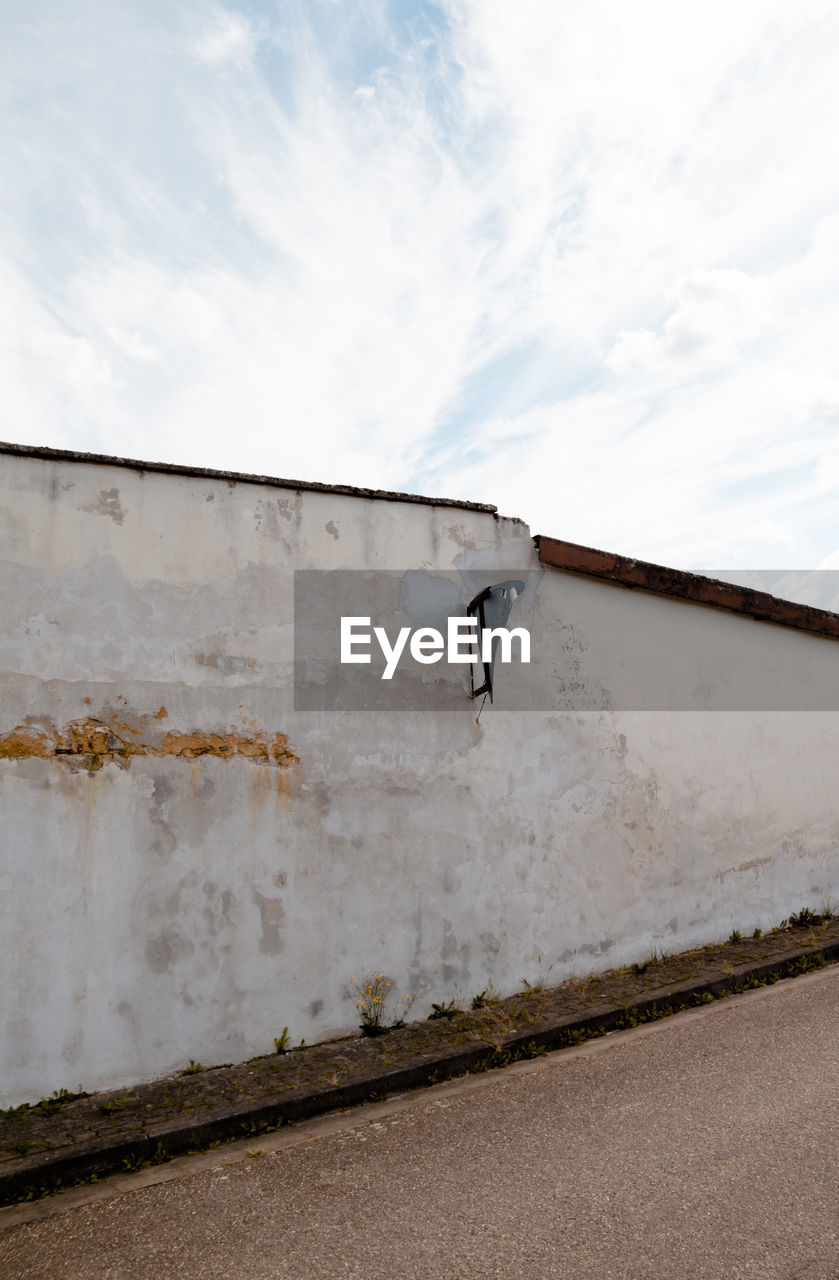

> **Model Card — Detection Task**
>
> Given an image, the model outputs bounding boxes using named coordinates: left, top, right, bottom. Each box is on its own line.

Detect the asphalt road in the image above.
left=2, top=966, right=838, bottom=1279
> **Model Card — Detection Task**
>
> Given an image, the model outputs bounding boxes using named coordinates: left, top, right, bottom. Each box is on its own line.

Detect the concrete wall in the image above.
left=1, top=448, right=837, bottom=1106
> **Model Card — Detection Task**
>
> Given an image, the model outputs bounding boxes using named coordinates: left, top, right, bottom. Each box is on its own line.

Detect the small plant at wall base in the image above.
left=471, top=980, right=499, bottom=1009
left=350, top=972, right=392, bottom=1035
left=349, top=972, right=417, bottom=1036
left=429, top=1000, right=459, bottom=1020
left=783, top=905, right=834, bottom=929
left=31, top=1088, right=87, bottom=1117
left=520, top=954, right=554, bottom=995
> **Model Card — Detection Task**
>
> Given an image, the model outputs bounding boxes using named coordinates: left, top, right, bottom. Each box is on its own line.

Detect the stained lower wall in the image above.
left=1, top=448, right=837, bottom=1106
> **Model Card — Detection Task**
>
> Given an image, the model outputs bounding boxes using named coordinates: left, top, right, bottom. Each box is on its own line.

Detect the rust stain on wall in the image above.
left=154, top=731, right=296, bottom=765
left=0, top=717, right=297, bottom=769
left=65, top=720, right=136, bottom=756
left=0, top=727, right=56, bottom=759
left=0, top=719, right=143, bottom=768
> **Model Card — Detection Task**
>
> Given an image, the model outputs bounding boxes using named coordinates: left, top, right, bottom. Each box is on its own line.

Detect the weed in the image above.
left=98, top=1093, right=137, bottom=1116
left=183, top=1059, right=203, bottom=1075
left=240, top=1117, right=281, bottom=1138
left=632, top=945, right=668, bottom=975
left=6, top=1139, right=38, bottom=1156
left=350, top=972, right=392, bottom=1034
left=785, top=906, right=832, bottom=929
left=519, top=976, right=544, bottom=995
left=273, top=1028, right=291, bottom=1054
left=520, top=955, right=553, bottom=995
left=753, top=927, right=762, bottom=938
left=31, top=1088, right=87, bottom=1117
left=246, top=1149, right=265, bottom=1158
left=349, top=973, right=417, bottom=1035
left=728, top=929, right=742, bottom=944
left=556, top=1027, right=590, bottom=1048
left=478, top=1039, right=548, bottom=1073
left=428, top=1000, right=458, bottom=1020
left=471, top=981, right=499, bottom=1009
left=386, top=1002, right=416, bottom=1031
left=121, top=1152, right=150, bottom=1174
left=0, top=1102, right=29, bottom=1121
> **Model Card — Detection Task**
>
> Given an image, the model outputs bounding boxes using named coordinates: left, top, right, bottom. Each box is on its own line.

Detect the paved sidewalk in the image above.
left=2, top=915, right=838, bottom=1206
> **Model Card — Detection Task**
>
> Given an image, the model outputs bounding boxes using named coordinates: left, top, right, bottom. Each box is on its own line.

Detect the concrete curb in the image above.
left=2, top=937, right=836, bottom=1206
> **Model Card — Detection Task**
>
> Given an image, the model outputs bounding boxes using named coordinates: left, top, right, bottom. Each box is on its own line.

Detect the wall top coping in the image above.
left=0, top=440, right=500, bottom=515
left=535, top=534, right=839, bottom=642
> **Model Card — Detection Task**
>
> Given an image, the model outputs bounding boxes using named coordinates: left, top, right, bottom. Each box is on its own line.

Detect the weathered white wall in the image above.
left=1, top=450, right=837, bottom=1106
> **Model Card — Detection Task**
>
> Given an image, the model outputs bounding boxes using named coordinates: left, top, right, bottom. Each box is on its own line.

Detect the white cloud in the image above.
left=606, top=270, right=773, bottom=376
left=194, top=9, right=257, bottom=68
left=2, top=0, right=839, bottom=566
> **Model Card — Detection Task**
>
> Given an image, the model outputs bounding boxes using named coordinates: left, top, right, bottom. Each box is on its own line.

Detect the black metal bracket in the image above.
left=467, top=579, right=526, bottom=703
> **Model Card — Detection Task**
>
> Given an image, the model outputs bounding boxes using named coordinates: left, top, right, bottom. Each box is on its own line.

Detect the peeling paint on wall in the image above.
left=0, top=717, right=297, bottom=769
left=0, top=726, right=56, bottom=759
left=155, top=730, right=296, bottom=765
left=80, top=487, right=125, bottom=525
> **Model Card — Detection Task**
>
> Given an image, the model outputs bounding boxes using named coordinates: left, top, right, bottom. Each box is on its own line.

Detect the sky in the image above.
left=3, top=0, right=839, bottom=576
